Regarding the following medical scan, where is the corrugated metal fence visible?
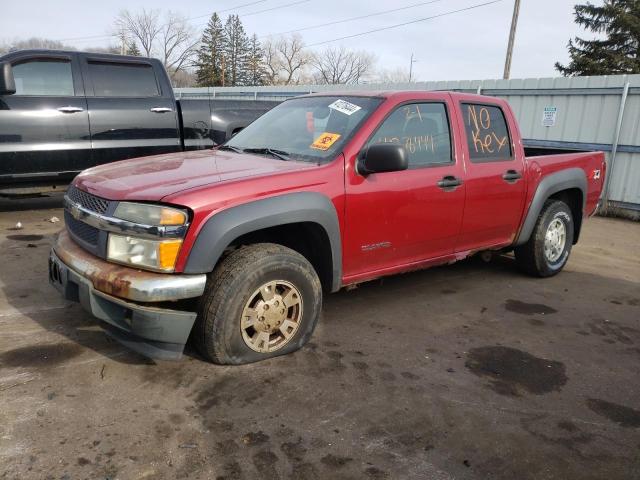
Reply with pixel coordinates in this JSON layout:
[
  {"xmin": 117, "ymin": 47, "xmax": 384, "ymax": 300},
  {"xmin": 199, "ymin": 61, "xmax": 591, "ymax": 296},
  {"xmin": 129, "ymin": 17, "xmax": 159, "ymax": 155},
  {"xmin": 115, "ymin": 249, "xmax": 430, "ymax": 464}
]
[{"xmin": 176, "ymin": 74, "xmax": 640, "ymax": 212}]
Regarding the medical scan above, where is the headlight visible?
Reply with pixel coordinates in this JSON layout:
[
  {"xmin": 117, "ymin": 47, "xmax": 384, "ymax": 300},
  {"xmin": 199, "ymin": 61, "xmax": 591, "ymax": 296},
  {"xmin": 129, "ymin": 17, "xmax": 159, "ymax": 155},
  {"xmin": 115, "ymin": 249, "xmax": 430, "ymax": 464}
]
[
  {"xmin": 107, "ymin": 234, "xmax": 183, "ymax": 272},
  {"xmin": 113, "ymin": 202, "xmax": 187, "ymax": 226}
]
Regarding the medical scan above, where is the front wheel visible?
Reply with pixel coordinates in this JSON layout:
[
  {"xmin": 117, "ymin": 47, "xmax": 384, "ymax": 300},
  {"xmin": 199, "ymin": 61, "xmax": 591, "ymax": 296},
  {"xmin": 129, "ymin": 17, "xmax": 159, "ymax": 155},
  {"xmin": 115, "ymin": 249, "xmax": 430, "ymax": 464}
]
[
  {"xmin": 515, "ymin": 199, "xmax": 574, "ymax": 277},
  {"xmin": 194, "ymin": 243, "xmax": 322, "ymax": 365}
]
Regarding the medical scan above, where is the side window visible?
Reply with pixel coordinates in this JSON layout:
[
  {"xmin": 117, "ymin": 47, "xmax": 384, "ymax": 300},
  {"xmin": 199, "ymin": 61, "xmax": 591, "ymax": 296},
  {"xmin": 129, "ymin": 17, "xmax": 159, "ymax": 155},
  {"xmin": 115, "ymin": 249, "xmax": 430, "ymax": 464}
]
[
  {"xmin": 462, "ymin": 103, "xmax": 512, "ymax": 162},
  {"xmin": 366, "ymin": 103, "xmax": 452, "ymax": 169},
  {"xmin": 12, "ymin": 59, "xmax": 74, "ymax": 96},
  {"xmin": 88, "ymin": 61, "xmax": 159, "ymax": 97}
]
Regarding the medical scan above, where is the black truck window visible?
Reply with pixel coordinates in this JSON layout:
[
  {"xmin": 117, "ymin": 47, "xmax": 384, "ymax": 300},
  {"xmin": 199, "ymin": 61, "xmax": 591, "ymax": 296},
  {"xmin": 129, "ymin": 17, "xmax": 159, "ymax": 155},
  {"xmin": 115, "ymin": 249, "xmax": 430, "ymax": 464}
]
[
  {"xmin": 462, "ymin": 103, "xmax": 513, "ymax": 162},
  {"xmin": 366, "ymin": 103, "xmax": 453, "ymax": 168},
  {"xmin": 88, "ymin": 61, "xmax": 160, "ymax": 97},
  {"xmin": 12, "ymin": 59, "xmax": 74, "ymax": 96}
]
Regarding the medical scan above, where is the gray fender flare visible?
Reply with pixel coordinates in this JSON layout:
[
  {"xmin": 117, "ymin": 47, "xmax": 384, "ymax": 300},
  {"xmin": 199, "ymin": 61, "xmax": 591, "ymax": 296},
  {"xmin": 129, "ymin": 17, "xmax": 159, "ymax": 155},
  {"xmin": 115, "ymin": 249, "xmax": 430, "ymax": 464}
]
[
  {"xmin": 183, "ymin": 192, "xmax": 342, "ymax": 291},
  {"xmin": 515, "ymin": 168, "xmax": 587, "ymax": 246}
]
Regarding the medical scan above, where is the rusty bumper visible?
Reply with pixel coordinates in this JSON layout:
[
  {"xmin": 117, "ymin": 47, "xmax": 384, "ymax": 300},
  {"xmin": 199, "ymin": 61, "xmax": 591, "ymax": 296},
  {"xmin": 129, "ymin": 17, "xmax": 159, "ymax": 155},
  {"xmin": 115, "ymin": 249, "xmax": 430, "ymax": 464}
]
[
  {"xmin": 49, "ymin": 231, "xmax": 207, "ymax": 360},
  {"xmin": 52, "ymin": 230, "xmax": 206, "ymax": 303}
]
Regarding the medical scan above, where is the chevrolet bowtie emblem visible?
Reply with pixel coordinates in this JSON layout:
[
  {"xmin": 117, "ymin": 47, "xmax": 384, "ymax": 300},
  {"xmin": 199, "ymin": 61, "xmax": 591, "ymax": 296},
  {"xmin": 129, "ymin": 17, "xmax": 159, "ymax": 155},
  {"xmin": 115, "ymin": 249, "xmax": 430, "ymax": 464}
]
[{"xmin": 69, "ymin": 203, "xmax": 81, "ymax": 220}]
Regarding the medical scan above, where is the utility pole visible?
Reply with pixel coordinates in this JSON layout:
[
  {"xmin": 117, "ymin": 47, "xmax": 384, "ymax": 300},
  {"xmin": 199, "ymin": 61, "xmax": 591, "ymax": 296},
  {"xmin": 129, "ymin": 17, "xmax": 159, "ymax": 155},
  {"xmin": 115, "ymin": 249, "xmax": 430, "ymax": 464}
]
[
  {"xmin": 119, "ymin": 28, "xmax": 126, "ymax": 55},
  {"xmin": 409, "ymin": 53, "xmax": 417, "ymax": 82},
  {"xmin": 503, "ymin": 0, "xmax": 521, "ymax": 79},
  {"xmin": 221, "ymin": 56, "xmax": 226, "ymax": 87}
]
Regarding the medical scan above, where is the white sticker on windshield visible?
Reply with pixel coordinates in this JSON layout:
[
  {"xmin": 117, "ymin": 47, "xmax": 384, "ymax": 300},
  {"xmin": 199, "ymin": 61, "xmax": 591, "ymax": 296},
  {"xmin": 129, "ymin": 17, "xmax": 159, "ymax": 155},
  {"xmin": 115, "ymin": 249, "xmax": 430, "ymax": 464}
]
[{"xmin": 328, "ymin": 99, "xmax": 362, "ymax": 116}]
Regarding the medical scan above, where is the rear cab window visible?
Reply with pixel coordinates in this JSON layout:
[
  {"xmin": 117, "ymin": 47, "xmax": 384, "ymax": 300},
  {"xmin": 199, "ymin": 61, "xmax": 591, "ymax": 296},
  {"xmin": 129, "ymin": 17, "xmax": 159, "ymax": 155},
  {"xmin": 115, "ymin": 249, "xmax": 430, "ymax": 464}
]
[
  {"xmin": 87, "ymin": 61, "xmax": 160, "ymax": 97},
  {"xmin": 462, "ymin": 103, "xmax": 512, "ymax": 162},
  {"xmin": 365, "ymin": 102, "xmax": 453, "ymax": 169},
  {"xmin": 12, "ymin": 59, "xmax": 74, "ymax": 96}
]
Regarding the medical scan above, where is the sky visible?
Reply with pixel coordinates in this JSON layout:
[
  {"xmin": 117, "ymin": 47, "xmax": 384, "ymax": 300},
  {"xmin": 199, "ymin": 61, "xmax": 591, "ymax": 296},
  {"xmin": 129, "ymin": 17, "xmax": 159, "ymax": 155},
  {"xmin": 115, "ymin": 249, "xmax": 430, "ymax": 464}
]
[{"xmin": 1, "ymin": 0, "xmax": 601, "ymax": 82}]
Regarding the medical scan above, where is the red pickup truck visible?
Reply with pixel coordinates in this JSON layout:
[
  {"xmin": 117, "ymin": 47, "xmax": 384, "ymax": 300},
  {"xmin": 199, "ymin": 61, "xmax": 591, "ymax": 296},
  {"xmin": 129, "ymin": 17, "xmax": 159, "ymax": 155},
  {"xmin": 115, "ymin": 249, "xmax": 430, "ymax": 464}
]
[{"xmin": 49, "ymin": 91, "xmax": 605, "ymax": 363}]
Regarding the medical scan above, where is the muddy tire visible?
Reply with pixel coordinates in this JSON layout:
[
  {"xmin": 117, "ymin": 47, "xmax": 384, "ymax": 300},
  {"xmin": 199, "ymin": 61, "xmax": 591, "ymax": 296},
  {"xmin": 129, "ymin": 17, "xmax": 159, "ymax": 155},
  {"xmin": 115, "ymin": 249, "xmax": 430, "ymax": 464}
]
[
  {"xmin": 515, "ymin": 200, "xmax": 574, "ymax": 277},
  {"xmin": 194, "ymin": 243, "xmax": 322, "ymax": 365}
]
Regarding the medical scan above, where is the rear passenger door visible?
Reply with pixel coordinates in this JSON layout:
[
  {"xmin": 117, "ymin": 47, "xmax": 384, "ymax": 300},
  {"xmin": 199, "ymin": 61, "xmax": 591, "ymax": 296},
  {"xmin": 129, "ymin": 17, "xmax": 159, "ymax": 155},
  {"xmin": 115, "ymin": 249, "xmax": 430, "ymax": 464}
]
[
  {"xmin": 80, "ymin": 55, "xmax": 181, "ymax": 166},
  {"xmin": 0, "ymin": 52, "xmax": 90, "ymax": 184},
  {"xmin": 455, "ymin": 101, "xmax": 526, "ymax": 252}
]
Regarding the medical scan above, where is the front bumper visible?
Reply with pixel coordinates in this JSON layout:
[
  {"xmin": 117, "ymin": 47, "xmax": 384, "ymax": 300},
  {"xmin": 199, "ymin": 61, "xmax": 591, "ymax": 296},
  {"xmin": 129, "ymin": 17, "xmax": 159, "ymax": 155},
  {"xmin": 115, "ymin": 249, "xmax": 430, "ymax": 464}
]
[{"xmin": 49, "ymin": 231, "xmax": 207, "ymax": 360}]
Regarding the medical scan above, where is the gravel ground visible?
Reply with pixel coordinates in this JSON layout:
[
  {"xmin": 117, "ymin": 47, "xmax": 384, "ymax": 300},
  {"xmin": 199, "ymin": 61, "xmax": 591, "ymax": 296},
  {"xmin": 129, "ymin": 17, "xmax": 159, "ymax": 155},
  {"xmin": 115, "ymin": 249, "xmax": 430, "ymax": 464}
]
[{"xmin": 0, "ymin": 199, "xmax": 639, "ymax": 480}]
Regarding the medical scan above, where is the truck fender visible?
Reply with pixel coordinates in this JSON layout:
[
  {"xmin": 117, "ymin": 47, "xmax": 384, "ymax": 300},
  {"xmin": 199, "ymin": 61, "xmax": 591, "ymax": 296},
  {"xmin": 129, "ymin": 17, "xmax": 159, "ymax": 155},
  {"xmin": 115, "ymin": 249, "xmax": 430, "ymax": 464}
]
[
  {"xmin": 183, "ymin": 192, "xmax": 342, "ymax": 291},
  {"xmin": 515, "ymin": 168, "xmax": 587, "ymax": 246}
]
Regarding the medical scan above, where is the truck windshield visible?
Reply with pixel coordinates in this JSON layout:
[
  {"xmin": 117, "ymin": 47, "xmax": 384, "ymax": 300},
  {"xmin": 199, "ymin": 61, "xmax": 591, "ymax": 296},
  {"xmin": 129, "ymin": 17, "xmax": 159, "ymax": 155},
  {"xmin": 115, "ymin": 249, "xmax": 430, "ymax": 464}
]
[{"xmin": 224, "ymin": 96, "xmax": 383, "ymax": 163}]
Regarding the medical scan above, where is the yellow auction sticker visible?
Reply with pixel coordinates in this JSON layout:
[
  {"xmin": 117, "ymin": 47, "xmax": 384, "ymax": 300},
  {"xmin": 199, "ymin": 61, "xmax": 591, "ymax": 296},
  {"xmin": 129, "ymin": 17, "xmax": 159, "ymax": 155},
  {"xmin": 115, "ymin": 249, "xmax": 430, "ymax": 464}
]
[{"xmin": 310, "ymin": 132, "xmax": 341, "ymax": 151}]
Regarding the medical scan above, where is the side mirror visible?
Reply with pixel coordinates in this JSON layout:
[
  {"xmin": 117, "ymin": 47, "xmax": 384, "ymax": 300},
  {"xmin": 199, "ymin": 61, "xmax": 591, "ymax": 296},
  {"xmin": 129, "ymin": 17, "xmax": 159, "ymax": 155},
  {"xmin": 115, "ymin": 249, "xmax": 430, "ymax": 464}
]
[
  {"xmin": 0, "ymin": 62, "xmax": 16, "ymax": 95},
  {"xmin": 357, "ymin": 144, "xmax": 408, "ymax": 175}
]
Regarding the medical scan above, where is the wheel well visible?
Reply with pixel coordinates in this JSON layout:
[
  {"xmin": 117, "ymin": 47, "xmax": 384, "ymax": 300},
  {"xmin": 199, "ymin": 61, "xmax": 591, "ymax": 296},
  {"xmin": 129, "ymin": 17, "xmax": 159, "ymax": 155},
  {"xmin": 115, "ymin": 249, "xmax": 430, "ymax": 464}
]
[
  {"xmin": 549, "ymin": 188, "xmax": 583, "ymax": 244},
  {"xmin": 225, "ymin": 222, "xmax": 334, "ymax": 292}
]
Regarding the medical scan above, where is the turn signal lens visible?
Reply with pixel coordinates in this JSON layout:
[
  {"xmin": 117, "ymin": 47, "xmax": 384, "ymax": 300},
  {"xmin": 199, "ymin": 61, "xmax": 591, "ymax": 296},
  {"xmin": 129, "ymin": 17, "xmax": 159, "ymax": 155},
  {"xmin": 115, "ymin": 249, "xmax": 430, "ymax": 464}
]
[
  {"xmin": 160, "ymin": 208, "xmax": 187, "ymax": 226},
  {"xmin": 158, "ymin": 240, "xmax": 183, "ymax": 270}
]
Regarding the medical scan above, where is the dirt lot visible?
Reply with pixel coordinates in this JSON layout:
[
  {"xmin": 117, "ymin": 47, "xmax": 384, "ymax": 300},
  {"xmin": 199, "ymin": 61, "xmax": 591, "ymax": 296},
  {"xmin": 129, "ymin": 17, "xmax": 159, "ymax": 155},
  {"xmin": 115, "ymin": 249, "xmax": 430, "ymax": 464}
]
[{"xmin": 0, "ymin": 198, "xmax": 639, "ymax": 480}]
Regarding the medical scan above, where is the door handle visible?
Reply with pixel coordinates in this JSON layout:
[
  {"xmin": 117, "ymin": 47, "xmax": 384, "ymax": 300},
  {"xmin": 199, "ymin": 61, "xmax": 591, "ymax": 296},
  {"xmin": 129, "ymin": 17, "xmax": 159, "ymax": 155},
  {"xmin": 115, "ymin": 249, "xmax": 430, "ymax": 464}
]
[
  {"xmin": 57, "ymin": 106, "xmax": 84, "ymax": 114},
  {"xmin": 150, "ymin": 107, "xmax": 173, "ymax": 113},
  {"xmin": 437, "ymin": 175, "xmax": 463, "ymax": 190},
  {"xmin": 502, "ymin": 169, "xmax": 522, "ymax": 182}
]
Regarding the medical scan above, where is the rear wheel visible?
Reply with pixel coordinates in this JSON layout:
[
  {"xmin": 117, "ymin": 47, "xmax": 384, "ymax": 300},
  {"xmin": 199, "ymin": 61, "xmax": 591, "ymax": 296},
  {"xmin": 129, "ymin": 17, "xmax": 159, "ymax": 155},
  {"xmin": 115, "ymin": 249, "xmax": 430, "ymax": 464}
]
[
  {"xmin": 515, "ymin": 200, "xmax": 574, "ymax": 277},
  {"xmin": 194, "ymin": 243, "xmax": 322, "ymax": 364}
]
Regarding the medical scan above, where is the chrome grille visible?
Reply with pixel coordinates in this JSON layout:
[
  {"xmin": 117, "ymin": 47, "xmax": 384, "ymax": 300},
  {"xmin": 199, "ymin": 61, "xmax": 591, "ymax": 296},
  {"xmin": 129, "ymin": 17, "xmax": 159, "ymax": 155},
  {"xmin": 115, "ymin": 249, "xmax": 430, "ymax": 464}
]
[
  {"xmin": 64, "ymin": 210, "xmax": 99, "ymax": 246},
  {"xmin": 66, "ymin": 185, "xmax": 110, "ymax": 215}
]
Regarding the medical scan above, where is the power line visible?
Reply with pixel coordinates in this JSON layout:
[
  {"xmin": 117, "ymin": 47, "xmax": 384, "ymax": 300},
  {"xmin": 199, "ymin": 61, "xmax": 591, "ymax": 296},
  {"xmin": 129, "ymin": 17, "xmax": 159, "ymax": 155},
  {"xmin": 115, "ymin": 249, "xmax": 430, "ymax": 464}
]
[
  {"xmin": 190, "ymin": 0, "xmax": 311, "ymax": 28},
  {"xmin": 187, "ymin": 0, "xmax": 268, "ymax": 21},
  {"xmin": 260, "ymin": 0, "xmax": 446, "ymax": 39},
  {"xmin": 307, "ymin": 0, "xmax": 503, "ymax": 47},
  {"xmin": 241, "ymin": 0, "xmax": 310, "ymax": 18}
]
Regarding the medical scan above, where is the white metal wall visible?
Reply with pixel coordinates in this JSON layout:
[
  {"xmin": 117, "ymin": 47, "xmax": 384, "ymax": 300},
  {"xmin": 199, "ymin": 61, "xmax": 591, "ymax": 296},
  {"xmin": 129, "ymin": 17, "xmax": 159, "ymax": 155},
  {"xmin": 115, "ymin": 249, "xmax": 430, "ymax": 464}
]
[{"xmin": 176, "ymin": 74, "xmax": 640, "ymax": 210}]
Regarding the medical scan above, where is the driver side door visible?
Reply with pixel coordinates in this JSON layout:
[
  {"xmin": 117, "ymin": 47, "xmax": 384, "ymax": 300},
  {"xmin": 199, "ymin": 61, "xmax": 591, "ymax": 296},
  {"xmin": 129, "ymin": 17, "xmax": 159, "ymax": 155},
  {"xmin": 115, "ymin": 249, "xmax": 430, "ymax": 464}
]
[{"xmin": 343, "ymin": 100, "xmax": 466, "ymax": 282}]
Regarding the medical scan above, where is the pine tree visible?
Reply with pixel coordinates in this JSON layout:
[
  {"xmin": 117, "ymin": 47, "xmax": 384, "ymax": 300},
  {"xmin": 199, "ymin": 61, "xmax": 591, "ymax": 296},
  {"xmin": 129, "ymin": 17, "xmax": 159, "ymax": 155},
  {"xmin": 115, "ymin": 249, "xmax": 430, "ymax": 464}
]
[
  {"xmin": 126, "ymin": 41, "xmax": 141, "ymax": 56},
  {"xmin": 246, "ymin": 34, "xmax": 266, "ymax": 86},
  {"xmin": 556, "ymin": 1, "xmax": 640, "ymax": 76},
  {"xmin": 195, "ymin": 13, "xmax": 225, "ymax": 86},
  {"xmin": 223, "ymin": 15, "xmax": 250, "ymax": 86}
]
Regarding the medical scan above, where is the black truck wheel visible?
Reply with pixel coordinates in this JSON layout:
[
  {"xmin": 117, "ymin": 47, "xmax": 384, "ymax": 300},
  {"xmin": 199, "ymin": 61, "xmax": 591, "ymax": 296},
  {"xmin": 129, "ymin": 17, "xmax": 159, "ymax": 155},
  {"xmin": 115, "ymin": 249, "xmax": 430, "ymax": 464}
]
[
  {"xmin": 194, "ymin": 243, "xmax": 322, "ymax": 364},
  {"xmin": 515, "ymin": 199, "xmax": 574, "ymax": 277}
]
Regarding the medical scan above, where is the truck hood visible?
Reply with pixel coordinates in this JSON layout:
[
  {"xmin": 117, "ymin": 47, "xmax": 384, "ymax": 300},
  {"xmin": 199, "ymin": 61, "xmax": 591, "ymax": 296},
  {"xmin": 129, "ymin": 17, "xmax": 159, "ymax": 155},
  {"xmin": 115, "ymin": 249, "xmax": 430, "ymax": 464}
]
[{"xmin": 73, "ymin": 149, "xmax": 316, "ymax": 202}]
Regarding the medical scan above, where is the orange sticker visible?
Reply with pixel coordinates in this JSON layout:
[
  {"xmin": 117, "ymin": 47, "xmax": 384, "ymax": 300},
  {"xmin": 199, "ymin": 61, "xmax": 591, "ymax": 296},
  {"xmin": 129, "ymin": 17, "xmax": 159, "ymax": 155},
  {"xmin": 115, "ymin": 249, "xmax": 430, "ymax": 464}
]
[{"xmin": 310, "ymin": 132, "xmax": 341, "ymax": 151}]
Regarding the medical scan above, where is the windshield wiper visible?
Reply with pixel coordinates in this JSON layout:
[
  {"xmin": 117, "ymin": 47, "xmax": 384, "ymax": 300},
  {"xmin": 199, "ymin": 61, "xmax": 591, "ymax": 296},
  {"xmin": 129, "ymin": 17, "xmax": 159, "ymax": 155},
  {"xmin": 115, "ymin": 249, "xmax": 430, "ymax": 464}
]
[
  {"xmin": 217, "ymin": 144, "xmax": 244, "ymax": 154},
  {"xmin": 243, "ymin": 147, "xmax": 291, "ymax": 161}
]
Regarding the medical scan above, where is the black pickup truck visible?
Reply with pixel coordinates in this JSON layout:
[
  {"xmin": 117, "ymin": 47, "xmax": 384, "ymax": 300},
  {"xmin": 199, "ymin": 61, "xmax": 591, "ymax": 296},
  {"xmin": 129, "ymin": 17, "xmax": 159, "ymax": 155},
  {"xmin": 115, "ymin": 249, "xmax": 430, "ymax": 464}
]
[{"xmin": 0, "ymin": 49, "xmax": 275, "ymax": 195}]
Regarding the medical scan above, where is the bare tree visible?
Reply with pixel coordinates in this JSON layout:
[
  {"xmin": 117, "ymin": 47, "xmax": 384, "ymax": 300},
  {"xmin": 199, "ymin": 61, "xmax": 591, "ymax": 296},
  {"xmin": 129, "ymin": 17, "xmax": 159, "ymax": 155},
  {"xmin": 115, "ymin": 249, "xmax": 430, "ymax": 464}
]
[
  {"xmin": 115, "ymin": 9, "xmax": 198, "ymax": 81},
  {"xmin": 263, "ymin": 34, "xmax": 309, "ymax": 85},
  {"xmin": 85, "ymin": 45, "xmax": 121, "ymax": 55},
  {"xmin": 374, "ymin": 66, "xmax": 411, "ymax": 84},
  {"xmin": 161, "ymin": 12, "xmax": 199, "ymax": 74},
  {"xmin": 310, "ymin": 46, "xmax": 375, "ymax": 85},
  {"xmin": 0, "ymin": 38, "xmax": 122, "ymax": 56},
  {"xmin": 171, "ymin": 69, "xmax": 197, "ymax": 88},
  {"xmin": 262, "ymin": 38, "xmax": 284, "ymax": 85},
  {"xmin": 115, "ymin": 9, "xmax": 162, "ymax": 57},
  {"xmin": 277, "ymin": 34, "xmax": 309, "ymax": 85},
  {"xmin": 0, "ymin": 37, "xmax": 76, "ymax": 54}
]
